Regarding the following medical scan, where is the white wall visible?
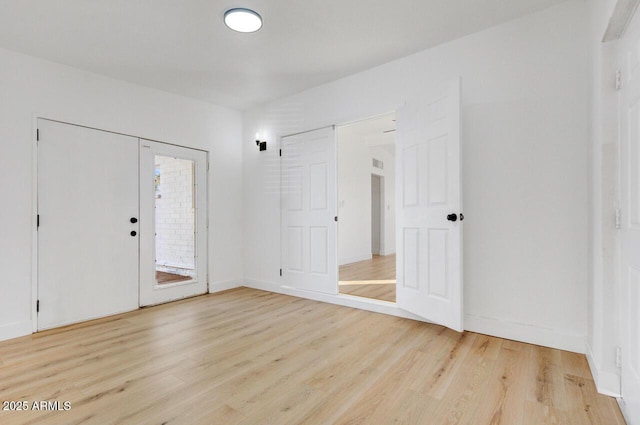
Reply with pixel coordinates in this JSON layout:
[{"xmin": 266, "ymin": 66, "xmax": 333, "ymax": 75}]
[
  {"xmin": 0, "ymin": 47, "xmax": 244, "ymax": 341},
  {"xmin": 337, "ymin": 125, "xmax": 373, "ymax": 265},
  {"xmin": 586, "ymin": 0, "xmax": 622, "ymax": 396},
  {"xmin": 369, "ymin": 145, "xmax": 395, "ymax": 256},
  {"xmin": 243, "ymin": 0, "xmax": 589, "ymax": 353}
]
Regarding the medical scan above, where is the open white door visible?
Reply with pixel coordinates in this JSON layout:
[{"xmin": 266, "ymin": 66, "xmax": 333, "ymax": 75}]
[
  {"xmin": 139, "ymin": 140, "xmax": 208, "ymax": 306},
  {"xmin": 395, "ymin": 78, "xmax": 463, "ymax": 332},
  {"xmin": 37, "ymin": 119, "xmax": 139, "ymax": 330},
  {"xmin": 618, "ymin": 17, "xmax": 640, "ymax": 422},
  {"xmin": 281, "ymin": 127, "xmax": 338, "ymax": 294}
]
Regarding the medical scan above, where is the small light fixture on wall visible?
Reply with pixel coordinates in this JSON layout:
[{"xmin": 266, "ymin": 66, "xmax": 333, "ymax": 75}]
[{"xmin": 255, "ymin": 132, "xmax": 267, "ymax": 151}]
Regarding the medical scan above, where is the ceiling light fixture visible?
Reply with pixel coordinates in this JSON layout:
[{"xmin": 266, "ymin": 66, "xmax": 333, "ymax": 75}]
[{"xmin": 224, "ymin": 8, "xmax": 262, "ymax": 33}]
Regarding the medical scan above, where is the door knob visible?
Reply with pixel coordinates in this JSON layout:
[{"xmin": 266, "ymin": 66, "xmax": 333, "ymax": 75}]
[
  {"xmin": 130, "ymin": 217, "xmax": 138, "ymax": 223},
  {"xmin": 447, "ymin": 213, "xmax": 458, "ymax": 222},
  {"xmin": 130, "ymin": 231, "xmax": 137, "ymax": 237}
]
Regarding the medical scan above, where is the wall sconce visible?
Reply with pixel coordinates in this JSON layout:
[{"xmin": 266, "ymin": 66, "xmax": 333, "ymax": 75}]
[{"xmin": 255, "ymin": 132, "xmax": 267, "ymax": 151}]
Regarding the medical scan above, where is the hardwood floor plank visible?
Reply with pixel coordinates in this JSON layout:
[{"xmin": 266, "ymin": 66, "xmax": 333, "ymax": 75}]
[
  {"xmin": 527, "ymin": 345, "xmax": 568, "ymax": 411},
  {"xmin": 427, "ymin": 336, "xmax": 500, "ymax": 424},
  {"xmin": 332, "ymin": 349, "xmax": 432, "ymax": 424},
  {"xmin": 410, "ymin": 330, "xmax": 476, "ymax": 399},
  {"xmin": 0, "ymin": 288, "xmax": 625, "ymax": 425},
  {"xmin": 560, "ymin": 350, "xmax": 593, "ymax": 380},
  {"xmin": 470, "ymin": 345, "xmax": 529, "ymax": 425}
]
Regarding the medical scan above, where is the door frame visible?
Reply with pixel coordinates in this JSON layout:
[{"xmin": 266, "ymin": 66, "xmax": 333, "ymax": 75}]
[
  {"xmin": 612, "ymin": 2, "xmax": 640, "ymax": 419},
  {"xmin": 31, "ymin": 116, "xmax": 209, "ymax": 332},
  {"xmin": 139, "ymin": 139, "xmax": 209, "ymax": 306},
  {"xmin": 274, "ymin": 112, "xmax": 443, "ymax": 322},
  {"xmin": 334, "ymin": 111, "xmax": 398, "ymax": 299},
  {"xmin": 281, "ymin": 88, "xmax": 462, "ymax": 332}
]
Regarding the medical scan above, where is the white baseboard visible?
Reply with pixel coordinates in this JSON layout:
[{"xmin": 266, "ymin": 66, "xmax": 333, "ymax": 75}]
[
  {"xmin": 244, "ymin": 279, "xmax": 429, "ymax": 322},
  {"xmin": 209, "ymin": 279, "xmax": 243, "ymax": 293},
  {"xmin": 464, "ymin": 314, "xmax": 585, "ymax": 354},
  {"xmin": 586, "ymin": 341, "xmax": 621, "ymax": 397},
  {"xmin": 0, "ymin": 320, "xmax": 33, "ymax": 342},
  {"xmin": 379, "ymin": 249, "xmax": 396, "ymax": 256},
  {"xmin": 338, "ymin": 254, "xmax": 372, "ymax": 266}
]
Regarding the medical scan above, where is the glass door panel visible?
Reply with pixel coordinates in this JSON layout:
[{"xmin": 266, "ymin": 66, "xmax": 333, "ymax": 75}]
[
  {"xmin": 154, "ymin": 155, "xmax": 196, "ymax": 285},
  {"xmin": 139, "ymin": 140, "xmax": 208, "ymax": 306}
]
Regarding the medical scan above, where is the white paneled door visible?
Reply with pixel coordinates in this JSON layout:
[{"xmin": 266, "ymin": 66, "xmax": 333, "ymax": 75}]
[
  {"xmin": 37, "ymin": 120, "xmax": 139, "ymax": 330},
  {"xmin": 139, "ymin": 140, "xmax": 208, "ymax": 306},
  {"xmin": 396, "ymin": 78, "xmax": 463, "ymax": 332},
  {"xmin": 281, "ymin": 127, "xmax": 338, "ymax": 294},
  {"xmin": 619, "ymin": 21, "xmax": 640, "ymax": 423}
]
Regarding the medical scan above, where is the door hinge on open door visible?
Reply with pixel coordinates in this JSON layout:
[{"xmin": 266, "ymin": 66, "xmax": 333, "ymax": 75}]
[
  {"xmin": 37, "ymin": 214, "xmax": 40, "ymax": 229},
  {"xmin": 279, "ymin": 149, "xmax": 282, "ymax": 157},
  {"xmin": 616, "ymin": 70, "xmax": 622, "ymax": 91},
  {"xmin": 279, "ymin": 268, "xmax": 282, "ymax": 276},
  {"xmin": 36, "ymin": 300, "xmax": 39, "ymax": 313},
  {"xmin": 36, "ymin": 129, "xmax": 40, "ymax": 141},
  {"xmin": 615, "ymin": 208, "xmax": 622, "ymax": 229}
]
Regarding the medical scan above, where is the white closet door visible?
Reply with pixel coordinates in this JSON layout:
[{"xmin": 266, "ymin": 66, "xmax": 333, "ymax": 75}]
[
  {"xmin": 619, "ymin": 16, "xmax": 640, "ymax": 422},
  {"xmin": 395, "ymin": 78, "xmax": 463, "ymax": 332},
  {"xmin": 139, "ymin": 140, "xmax": 208, "ymax": 306},
  {"xmin": 281, "ymin": 127, "xmax": 338, "ymax": 294},
  {"xmin": 37, "ymin": 119, "xmax": 139, "ymax": 330}
]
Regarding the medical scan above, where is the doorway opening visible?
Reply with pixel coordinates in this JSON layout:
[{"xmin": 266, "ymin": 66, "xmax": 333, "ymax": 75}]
[{"xmin": 337, "ymin": 113, "xmax": 397, "ymax": 302}]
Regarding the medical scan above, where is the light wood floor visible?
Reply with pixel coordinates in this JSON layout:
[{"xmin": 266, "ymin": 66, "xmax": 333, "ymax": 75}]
[
  {"xmin": 339, "ymin": 254, "xmax": 396, "ymax": 302},
  {"xmin": 156, "ymin": 270, "xmax": 191, "ymax": 285},
  {"xmin": 0, "ymin": 288, "xmax": 624, "ymax": 425}
]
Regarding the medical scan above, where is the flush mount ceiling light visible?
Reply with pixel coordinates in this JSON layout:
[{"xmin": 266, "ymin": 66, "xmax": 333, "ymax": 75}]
[{"xmin": 224, "ymin": 8, "xmax": 262, "ymax": 33}]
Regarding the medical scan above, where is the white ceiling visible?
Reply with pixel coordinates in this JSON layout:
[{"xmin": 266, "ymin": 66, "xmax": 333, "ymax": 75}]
[{"xmin": 0, "ymin": 0, "xmax": 567, "ymax": 110}]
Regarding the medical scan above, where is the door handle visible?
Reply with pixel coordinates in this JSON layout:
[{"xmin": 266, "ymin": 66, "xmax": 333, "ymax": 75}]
[
  {"xmin": 447, "ymin": 213, "xmax": 458, "ymax": 222},
  {"xmin": 130, "ymin": 217, "xmax": 138, "ymax": 223}
]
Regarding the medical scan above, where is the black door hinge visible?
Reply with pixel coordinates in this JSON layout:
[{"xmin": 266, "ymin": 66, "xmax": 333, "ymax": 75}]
[
  {"xmin": 36, "ymin": 300, "xmax": 40, "ymax": 313},
  {"xmin": 279, "ymin": 149, "xmax": 282, "ymax": 157},
  {"xmin": 334, "ymin": 216, "xmax": 338, "ymax": 222},
  {"xmin": 279, "ymin": 268, "xmax": 282, "ymax": 276},
  {"xmin": 36, "ymin": 129, "xmax": 39, "ymax": 141},
  {"xmin": 37, "ymin": 214, "xmax": 40, "ymax": 228}
]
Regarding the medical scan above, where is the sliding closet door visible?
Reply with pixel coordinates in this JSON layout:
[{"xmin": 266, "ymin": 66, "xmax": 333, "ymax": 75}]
[
  {"xmin": 37, "ymin": 119, "xmax": 139, "ymax": 330},
  {"xmin": 138, "ymin": 140, "xmax": 208, "ymax": 306}
]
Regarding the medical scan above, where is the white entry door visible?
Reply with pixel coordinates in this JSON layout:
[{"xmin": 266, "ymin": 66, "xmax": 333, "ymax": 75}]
[
  {"xmin": 395, "ymin": 78, "xmax": 463, "ymax": 332},
  {"xmin": 619, "ymin": 17, "xmax": 640, "ymax": 423},
  {"xmin": 281, "ymin": 127, "xmax": 338, "ymax": 294},
  {"xmin": 139, "ymin": 140, "xmax": 208, "ymax": 306},
  {"xmin": 37, "ymin": 119, "xmax": 139, "ymax": 330}
]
